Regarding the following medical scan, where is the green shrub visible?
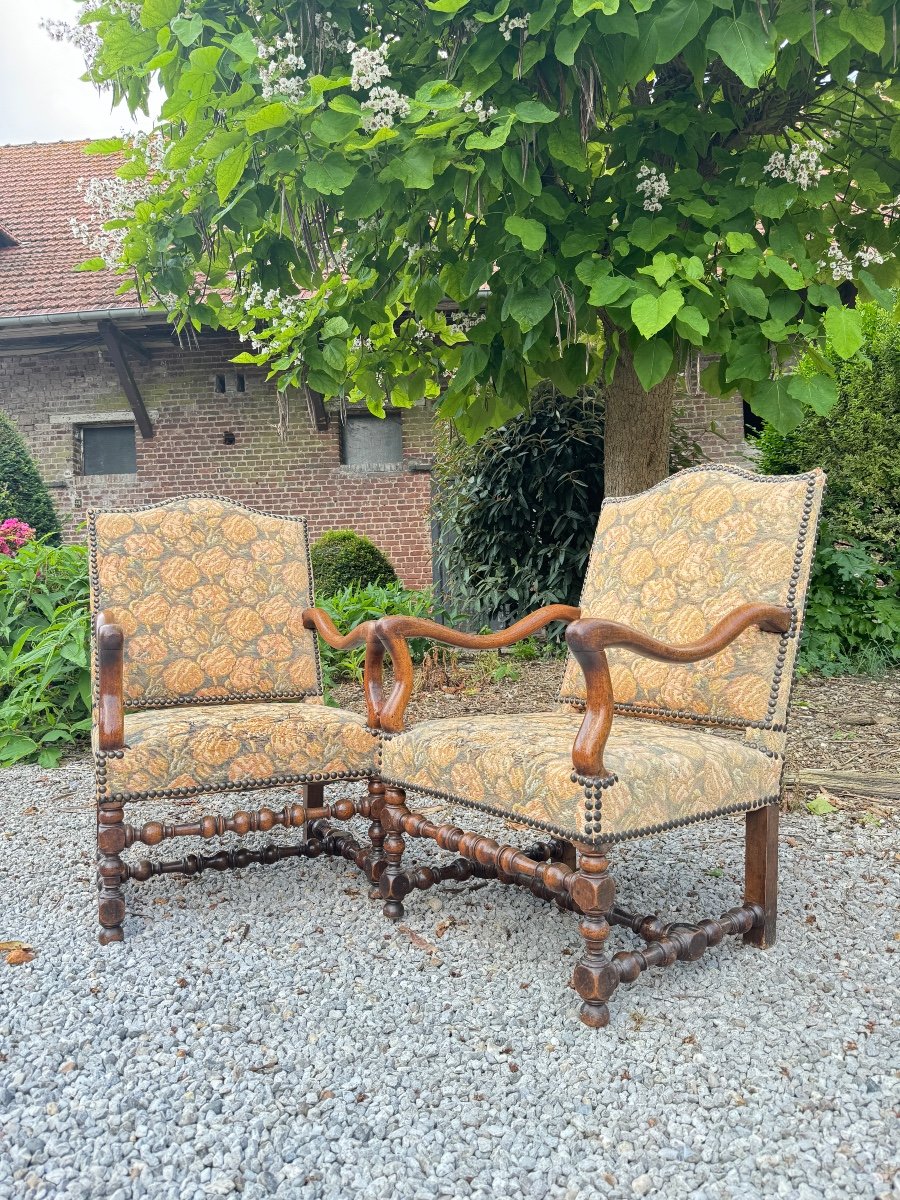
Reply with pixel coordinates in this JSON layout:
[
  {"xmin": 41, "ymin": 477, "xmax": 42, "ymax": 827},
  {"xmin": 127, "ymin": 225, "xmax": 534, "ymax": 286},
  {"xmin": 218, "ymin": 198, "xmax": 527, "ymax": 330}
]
[
  {"xmin": 434, "ymin": 383, "xmax": 698, "ymax": 628},
  {"xmin": 0, "ymin": 540, "xmax": 91, "ymax": 766},
  {"xmin": 314, "ymin": 581, "xmax": 452, "ymax": 693},
  {"xmin": 756, "ymin": 303, "xmax": 899, "ymax": 560},
  {"xmin": 0, "ymin": 412, "xmax": 60, "ymax": 540},
  {"xmin": 311, "ymin": 529, "xmax": 398, "ymax": 599},
  {"xmin": 800, "ymin": 523, "xmax": 900, "ymax": 675}
]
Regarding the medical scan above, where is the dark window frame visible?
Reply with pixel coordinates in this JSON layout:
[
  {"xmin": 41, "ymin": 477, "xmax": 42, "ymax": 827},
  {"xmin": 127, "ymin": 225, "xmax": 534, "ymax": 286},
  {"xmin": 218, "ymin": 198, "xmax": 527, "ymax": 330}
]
[
  {"xmin": 340, "ymin": 411, "xmax": 404, "ymax": 469},
  {"xmin": 79, "ymin": 423, "xmax": 138, "ymax": 476}
]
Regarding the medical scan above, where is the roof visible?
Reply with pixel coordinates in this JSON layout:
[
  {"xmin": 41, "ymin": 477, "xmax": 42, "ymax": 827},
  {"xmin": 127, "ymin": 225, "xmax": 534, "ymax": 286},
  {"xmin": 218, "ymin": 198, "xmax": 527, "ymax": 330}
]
[{"xmin": 0, "ymin": 140, "xmax": 141, "ymax": 320}]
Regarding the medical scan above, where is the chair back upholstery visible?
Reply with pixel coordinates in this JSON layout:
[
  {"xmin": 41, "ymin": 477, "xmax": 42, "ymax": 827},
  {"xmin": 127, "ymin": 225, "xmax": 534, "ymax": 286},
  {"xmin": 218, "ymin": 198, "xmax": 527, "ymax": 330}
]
[
  {"xmin": 88, "ymin": 495, "xmax": 321, "ymax": 710},
  {"xmin": 559, "ymin": 466, "xmax": 825, "ymax": 736}
]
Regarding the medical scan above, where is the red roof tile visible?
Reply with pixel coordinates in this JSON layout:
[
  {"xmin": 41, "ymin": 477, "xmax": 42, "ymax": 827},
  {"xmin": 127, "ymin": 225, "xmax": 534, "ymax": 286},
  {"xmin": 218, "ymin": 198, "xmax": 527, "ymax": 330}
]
[{"xmin": 0, "ymin": 140, "xmax": 141, "ymax": 319}]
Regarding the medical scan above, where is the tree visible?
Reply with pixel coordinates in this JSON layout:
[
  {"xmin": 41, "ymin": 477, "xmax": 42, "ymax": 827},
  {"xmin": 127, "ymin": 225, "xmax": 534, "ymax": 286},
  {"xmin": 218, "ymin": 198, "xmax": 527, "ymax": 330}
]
[
  {"xmin": 0, "ymin": 412, "xmax": 60, "ymax": 540},
  {"xmin": 66, "ymin": 0, "xmax": 899, "ymax": 494}
]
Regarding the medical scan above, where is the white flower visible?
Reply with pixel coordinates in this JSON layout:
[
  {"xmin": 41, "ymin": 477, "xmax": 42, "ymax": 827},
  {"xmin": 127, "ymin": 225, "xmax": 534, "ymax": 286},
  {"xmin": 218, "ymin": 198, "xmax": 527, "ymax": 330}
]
[
  {"xmin": 41, "ymin": 1, "xmax": 140, "ymax": 72},
  {"xmin": 254, "ymin": 36, "xmax": 307, "ymax": 101},
  {"xmin": 499, "ymin": 14, "xmax": 528, "ymax": 41},
  {"xmin": 349, "ymin": 38, "xmax": 394, "ymax": 91},
  {"xmin": 71, "ymin": 132, "xmax": 167, "ymax": 268},
  {"xmin": 636, "ymin": 164, "xmax": 669, "ymax": 213},
  {"xmin": 361, "ymin": 86, "xmax": 411, "ymax": 132},
  {"xmin": 856, "ymin": 245, "xmax": 885, "ymax": 267},
  {"xmin": 817, "ymin": 240, "xmax": 853, "ymax": 283},
  {"xmin": 763, "ymin": 139, "xmax": 826, "ymax": 190},
  {"xmin": 462, "ymin": 96, "xmax": 497, "ymax": 123}
]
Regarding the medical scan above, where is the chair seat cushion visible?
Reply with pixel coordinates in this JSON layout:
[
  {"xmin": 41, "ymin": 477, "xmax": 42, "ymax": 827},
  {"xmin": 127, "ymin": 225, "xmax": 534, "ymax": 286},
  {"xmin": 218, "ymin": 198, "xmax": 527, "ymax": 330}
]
[
  {"xmin": 380, "ymin": 710, "xmax": 781, "ymax": 845},
  {"xmin": 95, "ymin": 701, "xmax": 378, "ymax": 802}
]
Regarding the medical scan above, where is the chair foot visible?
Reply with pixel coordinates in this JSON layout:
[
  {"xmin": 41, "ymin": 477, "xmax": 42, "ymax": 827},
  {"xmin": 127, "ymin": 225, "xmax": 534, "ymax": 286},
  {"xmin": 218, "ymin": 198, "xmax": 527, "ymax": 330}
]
[
  {"xmin": 570, "ymin": 849, "xmax": 618, "ymax": 1029},
  {"xmin": 98, "ymin": 923, "xmax": 125, "ymax": 946},
  {"xmin": 383, "ymin": 899, "xmax": 404, "ymax": 922},
  {"xmin": 744, "ymin": 805, "xmax": 778, "ymax": 948}
]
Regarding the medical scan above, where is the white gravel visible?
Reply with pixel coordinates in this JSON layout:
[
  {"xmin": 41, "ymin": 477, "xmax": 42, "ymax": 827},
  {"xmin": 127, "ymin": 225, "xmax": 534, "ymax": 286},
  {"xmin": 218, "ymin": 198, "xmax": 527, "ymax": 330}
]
[{"xmin": 0, "ymin": 758, "xmax": 897, "ymax": 1200}]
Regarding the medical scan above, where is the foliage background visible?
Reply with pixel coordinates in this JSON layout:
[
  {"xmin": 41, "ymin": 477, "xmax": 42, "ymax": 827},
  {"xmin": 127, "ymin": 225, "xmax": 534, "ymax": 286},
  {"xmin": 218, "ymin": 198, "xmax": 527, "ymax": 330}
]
[
  {"xmin": 0, "ymin": 412, "xmax": 60, "ymax": 540},
  {"xmin": 310, "ymin": 529, "xmax": 398, "ymax": 599}
]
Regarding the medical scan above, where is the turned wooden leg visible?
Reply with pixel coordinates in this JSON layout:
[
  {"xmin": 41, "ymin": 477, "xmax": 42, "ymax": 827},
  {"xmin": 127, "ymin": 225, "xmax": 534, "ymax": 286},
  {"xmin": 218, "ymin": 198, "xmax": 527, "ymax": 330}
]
[
  {"xmin": 97, "ymin": 798, "xmax": 127, "ymax": 945},
  {"xmin": 380, "ymin": 786, "xmax": 409, "ymax": 922},
  {"xmin": 570, "ymin": 848, "xmax": 618, "ymax": 1028},
  {"xmin": 552, "ymin": 839, "xmax": 578, "ymax": 870},
  {"xmin": 366, "ymin": 779, "xmax": 387, "ymax": 892},
  {"xmin": 744, "ymin": 805, "xmax": 778, "ymax": 948}
]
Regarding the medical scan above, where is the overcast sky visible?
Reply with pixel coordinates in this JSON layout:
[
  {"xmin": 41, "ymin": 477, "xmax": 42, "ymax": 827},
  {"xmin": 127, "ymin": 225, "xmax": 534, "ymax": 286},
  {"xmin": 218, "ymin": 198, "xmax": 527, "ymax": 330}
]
[{"xmin": 0, "ymin": 1, "xmax": 155, "ymax": 145}]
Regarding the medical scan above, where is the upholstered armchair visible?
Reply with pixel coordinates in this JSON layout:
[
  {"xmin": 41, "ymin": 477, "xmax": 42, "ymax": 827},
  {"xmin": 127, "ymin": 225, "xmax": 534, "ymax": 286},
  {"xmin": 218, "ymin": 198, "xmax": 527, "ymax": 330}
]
[
  {"xmin": 355, "ymin": 466, "xmax": 825, "ymax": 1027},
  {"xmin": 89, "ymin": 495, "xmax": 385, "ymax": 943}
]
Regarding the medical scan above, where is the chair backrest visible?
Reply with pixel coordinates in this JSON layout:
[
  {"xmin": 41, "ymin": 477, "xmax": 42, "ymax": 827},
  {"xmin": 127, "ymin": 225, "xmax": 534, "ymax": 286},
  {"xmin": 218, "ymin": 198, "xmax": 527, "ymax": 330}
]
[
  {"xmin": 88, "ymin": 495, "xmax": 321, "ymax": 710},
  {"xmin": 559, "ymin": 466, "xmax": 825, "ymax": 739}
]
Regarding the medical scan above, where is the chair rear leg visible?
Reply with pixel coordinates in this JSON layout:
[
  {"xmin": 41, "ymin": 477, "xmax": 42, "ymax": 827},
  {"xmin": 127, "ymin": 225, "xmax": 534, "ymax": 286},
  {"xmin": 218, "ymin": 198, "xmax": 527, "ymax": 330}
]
[
  {"xmin": 571, "ymin": 849, "xmax": 618, "ymax": 1028},
  {"xmin": 97, "ymin": 798, "xmax": 126, "ymax": 944},
  {"xmin": 744, "ymin": 805, "xmax": 778, "ymax": 948}
]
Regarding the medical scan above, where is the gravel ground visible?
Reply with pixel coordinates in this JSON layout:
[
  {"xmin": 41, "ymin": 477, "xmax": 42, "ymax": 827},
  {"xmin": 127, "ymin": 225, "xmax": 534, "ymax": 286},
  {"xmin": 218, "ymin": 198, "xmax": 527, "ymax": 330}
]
[{"xmin": 1, "ymin": 759, "xmax": 898, "ymax": 1200}]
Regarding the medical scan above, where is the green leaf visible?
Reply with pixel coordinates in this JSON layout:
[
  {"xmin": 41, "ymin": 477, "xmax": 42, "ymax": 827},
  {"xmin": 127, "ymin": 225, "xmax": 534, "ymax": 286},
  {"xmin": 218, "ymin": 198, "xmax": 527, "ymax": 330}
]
[
  {"xmin": 171, "ymin": 13, "xmax": 202, "ymax": 44},
  {"xmin": 727, "ymin": 276, "xmax": 768, "ymax": 319},
  {"xmin": 806, "ymin": 793, "xmax": 837, "ymax": 816},
  {"xmin": 465, "ymin": 114, "xmax": 515, "ymax": 150},
  {"xmin": 229, "ymin": 30, "xmax": 258, "ymax": 62},
  {"xmin": 858, "ymin": 270, "xmax": 894, "ymax": 311},
  {"xmin": 824, "ymin": 307, "xmax": 864, "ymax": 359},
  {"xmin": 342, "ymin": 172, "xmax": 389, "ymax": 218},
  {"xmin": 514, "ymin": 100, "xmax": 558, "ymax": 123},
  {"xmin": 394, "ymin": 145, "xmax": 436, "ymax": 189},
  {"xmin": 0, "ymin": 735, "xmax": 39, "ymax": 765},
  {"xmin": 838, "ymin": 7, "xmax": 885, "ymax": 52},
  {"xmin": 633, "ymin": 338, "xmax": 673, "ymax": 389},
  {"xmin": 508, "ymin": 288, "xmax": 553, "ymax": 331},
  {"xmin": 246, "ymin": 102, "xmax": 292, "ymax": 135},
  {"xmin": 504, "ymin": 215, "xmax": 547, "ymax": 251},
  {"xmin": 750, "ymin": 378, "xmax": 805, "ymax": 433},
  {"xmin": 427, "ymin": 0, "xmax": 471, "ymax": 10},
  {"xmin": 305, "ymin": 154, "xmax": 357, "ymax": 196},
  {"xmin": 675, "ymin": 305, "xmax": 709, "ymax": 341},
  {"xmin": 638, "ymin": 252, "xmax": 678, "ymax": 287},
  {"xmin": 576, "ymin": 261, "xmax": 632, "ymax": 306},
  {"xmin": 630, "ymin": 289, "xmax": 684, "ymax": 337},
  {"xmin": 654, "ymin": 0, "xmax": 714, "ymax": 62},
  {"xmin": 706, "ymin": 9, "xmax": 774, "ymax": 87},
  {"xmin": 140, "ymin": 0, "xmax": 179, "ymax": 30},
  {"xmin": 560, "ymin": 231, "xmax": 597, "ymax": 258},
  {"xmin": 787, "ymin": 374, "xmax": 838, "ymax": 416},
  {"xmin": 547, "ymin": 123, "xmax": 588, "ymax": 172},
  {"xmin": 215, "ymin": 145, "xmax": 251, "ymax": 205},
  {"xmin": 311, "ymin": 108, "xmax": 360, "ymax": 143},
  {"xmin": 628, "ymin": 216, "xmax": 676, "ymax": 251},
  {"xmin": 555, "ymin": 21, "xmax": 588, "ymax": 64},
  {"xmin": 766, "ymin": 255, "xmax": 805, "ymax": 290},
  {"xmin": 84, "ymin": 138, "xmax": 126, "ymax": 155},
  {"xmin": 75, "ymin": 257, "xmax": 108, "ymax": 273}
]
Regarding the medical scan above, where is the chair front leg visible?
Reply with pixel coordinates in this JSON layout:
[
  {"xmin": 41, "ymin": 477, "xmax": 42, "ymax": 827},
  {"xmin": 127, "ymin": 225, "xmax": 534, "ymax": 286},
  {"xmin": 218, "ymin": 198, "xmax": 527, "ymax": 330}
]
[
  {"xmin": 380, "ymin": 786, "xmax": 410, "ymax": 921},
  {"xmin": 97, "ymin": 795, "xmax": 127, "ymax": 944},
  {"xmin": 570, "ymin": 848, "xmax": 618, "ymax": 1028},
  {"xmin": 366, "ymin": 779, "xmax": 388, "ymax": 889}
]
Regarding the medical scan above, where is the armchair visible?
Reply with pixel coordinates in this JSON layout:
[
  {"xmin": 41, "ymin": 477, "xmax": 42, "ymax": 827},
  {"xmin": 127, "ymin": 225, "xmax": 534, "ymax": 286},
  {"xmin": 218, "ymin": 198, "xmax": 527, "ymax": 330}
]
[{"xmin": 357, "ymin": 465, "xmax": 825, "ymax": 1028}]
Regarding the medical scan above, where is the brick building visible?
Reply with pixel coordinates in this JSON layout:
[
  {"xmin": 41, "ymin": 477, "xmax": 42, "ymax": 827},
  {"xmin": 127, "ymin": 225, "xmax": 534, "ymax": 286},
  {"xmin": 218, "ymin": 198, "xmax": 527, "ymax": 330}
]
[{"xmin": 0, "ymin": 141, "xmax": 752, "ymax": 590}]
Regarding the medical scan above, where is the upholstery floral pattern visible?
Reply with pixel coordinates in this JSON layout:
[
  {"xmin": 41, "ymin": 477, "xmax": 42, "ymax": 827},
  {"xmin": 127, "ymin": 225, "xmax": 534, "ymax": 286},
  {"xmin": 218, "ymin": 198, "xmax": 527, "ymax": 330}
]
[
  {"xmin": 89, "ymin": 496, "xmax": 321, "ymax": 708},
  {"xmin": 381, "ymin": 711, "xmax": 781, "ymax": 844},
  {"xmin": 559, "ymin": 467, "xmax": 825, "ymax": 737},
  {"xmin": 96, "ymin": 701, "xmax": 379, "ymax": 802}
]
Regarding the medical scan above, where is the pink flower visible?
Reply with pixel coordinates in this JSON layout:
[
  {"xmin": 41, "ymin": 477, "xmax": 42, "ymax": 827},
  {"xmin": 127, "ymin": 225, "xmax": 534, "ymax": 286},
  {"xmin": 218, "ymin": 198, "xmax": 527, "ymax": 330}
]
[{"xmin": 0, "ymin": 518, "xmax": 35, "ymax": 557}]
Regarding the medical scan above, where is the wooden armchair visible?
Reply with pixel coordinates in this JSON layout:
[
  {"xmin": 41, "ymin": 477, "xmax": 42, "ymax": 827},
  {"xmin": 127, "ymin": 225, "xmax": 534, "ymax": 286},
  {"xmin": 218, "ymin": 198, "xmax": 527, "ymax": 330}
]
[
  {"xmin": 339, "ymin": 465, "xmax": 825, "ymax": 1027},
  {"xmin": 89, "ymin": 495, "xmax": 386, "ymax": 943}
]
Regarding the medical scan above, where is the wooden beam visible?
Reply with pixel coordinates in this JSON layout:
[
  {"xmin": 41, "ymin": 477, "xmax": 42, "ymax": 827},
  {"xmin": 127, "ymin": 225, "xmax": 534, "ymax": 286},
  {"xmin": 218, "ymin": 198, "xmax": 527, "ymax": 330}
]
[
  {"xmin": 784, "ymin": 769, "xmax": 900, "ymax": 802},
  {"xmin": 98, "ymin": 320, "xmax": 154, "ymax": 439}
]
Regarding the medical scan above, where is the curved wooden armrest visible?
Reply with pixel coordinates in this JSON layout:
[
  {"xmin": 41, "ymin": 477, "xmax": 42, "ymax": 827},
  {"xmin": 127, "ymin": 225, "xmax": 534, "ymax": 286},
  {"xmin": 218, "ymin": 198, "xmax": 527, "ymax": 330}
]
[
  {"xmin": 302, "ymin": 607, "xmax": 379, "ymax": 727},
  {"xmin": 371, "ymin": 604, "xmax": 581, "ymax": 733},
  {"xmin": 565, "ymin": 603, "xmax": 793, "ymax": 777},
  {"xmin": 96, "ymin": 611, "xmax": 125, "ymax": 752}
]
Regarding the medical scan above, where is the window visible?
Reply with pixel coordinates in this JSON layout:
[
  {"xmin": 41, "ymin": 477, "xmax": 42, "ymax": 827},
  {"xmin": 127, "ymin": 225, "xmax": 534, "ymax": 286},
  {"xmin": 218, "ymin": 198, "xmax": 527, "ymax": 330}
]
[
  {"xmin": 341, "ymin": 413, "xmax": 403, "ymax": 467},
  {"xmin": 81, "ymin": 425, "xmax": 137, "ymax": 475}
]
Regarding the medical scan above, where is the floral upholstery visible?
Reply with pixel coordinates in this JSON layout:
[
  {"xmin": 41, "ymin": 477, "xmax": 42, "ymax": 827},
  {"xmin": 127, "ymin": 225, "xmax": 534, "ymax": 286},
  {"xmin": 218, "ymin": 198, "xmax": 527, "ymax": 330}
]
[
  {"xmin": 95, "ymin": 700, "xmax": 379, "ymax": 803},
  {"xmin": 88, "ymin": 496, "xmax": 321, "ymax": 709},
  {"xmin": 381, "ymin": 711, "xmax": 781, "ymax": 846},
  {"xmin": 559, "ymin": 466, "xmax": 825, "ymax": 743}
]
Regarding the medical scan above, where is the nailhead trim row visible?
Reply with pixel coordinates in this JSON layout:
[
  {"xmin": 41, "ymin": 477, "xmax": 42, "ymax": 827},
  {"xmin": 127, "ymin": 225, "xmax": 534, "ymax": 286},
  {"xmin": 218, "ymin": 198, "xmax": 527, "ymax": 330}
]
[
  {"xmin": 95, "ymin": 760, "xmax": 373, "ymax": 805},
  {"xmin": 382, "ymin": 775, "xmax": 781, "ymax": 849},
  {"xmin": 87, "ymin": 494, "xmax": 325, "ymax": 712}
]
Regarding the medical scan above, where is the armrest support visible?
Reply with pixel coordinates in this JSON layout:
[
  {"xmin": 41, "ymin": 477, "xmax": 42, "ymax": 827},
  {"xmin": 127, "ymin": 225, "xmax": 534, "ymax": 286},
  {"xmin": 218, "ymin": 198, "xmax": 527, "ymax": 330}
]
[
  {"xmin": 95, "ymin": 611, "xmax": 125, "ymax": 752},
  {"xmin": 302, "ymin": 607, "xmax": 378, "ymax": 727},
  {"xmin": 565, "ymin": 603, "xmax": 793, "ymax": 777},
  {"xmin": 372, "ymin": 604, "xmax": 581, "ymax": 733}
]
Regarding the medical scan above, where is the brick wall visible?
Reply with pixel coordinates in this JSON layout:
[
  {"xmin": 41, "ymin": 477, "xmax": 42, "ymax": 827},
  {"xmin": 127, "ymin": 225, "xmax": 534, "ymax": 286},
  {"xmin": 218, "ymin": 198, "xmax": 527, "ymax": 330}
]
[
  {"xmin": 0, "ymin": 330, "xmax": 435, "ymax": 588},
  {"xmin": 674, "ymin": 355, "xmax": 756, "ymax": 466}
]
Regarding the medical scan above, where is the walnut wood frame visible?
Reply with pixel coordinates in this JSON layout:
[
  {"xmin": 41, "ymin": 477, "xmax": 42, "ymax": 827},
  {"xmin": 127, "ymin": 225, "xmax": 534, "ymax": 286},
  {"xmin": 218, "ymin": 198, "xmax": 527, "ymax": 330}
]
[
  {"xmin": 328, "ymin": 600, "xmax": 792, "ymax": 1028},
  {"xmin": 93, "ymin": 602, "xmax": 383, "ymax": 945}
]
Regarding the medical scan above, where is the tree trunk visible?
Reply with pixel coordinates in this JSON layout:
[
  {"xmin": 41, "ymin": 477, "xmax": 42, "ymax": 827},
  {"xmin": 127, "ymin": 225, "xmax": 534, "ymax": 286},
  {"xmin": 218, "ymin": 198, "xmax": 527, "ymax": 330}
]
[{"xmin": 603, "ymin": 344, "xmax": 676, "ymax": 497}]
